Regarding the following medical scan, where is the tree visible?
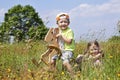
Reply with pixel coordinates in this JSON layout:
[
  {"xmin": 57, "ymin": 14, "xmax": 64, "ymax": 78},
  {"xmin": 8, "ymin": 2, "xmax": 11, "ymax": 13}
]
[
  {"xmin": 108, "ymin": 36, "xmax": 120, "ymax": 42},
  {"xmin": 0, "ymin": 4, "xmax": 48, "ymax": 42}
]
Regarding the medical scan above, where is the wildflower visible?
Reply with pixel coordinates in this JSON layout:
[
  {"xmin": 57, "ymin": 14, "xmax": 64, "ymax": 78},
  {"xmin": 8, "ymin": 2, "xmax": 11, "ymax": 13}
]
[
  {"xmin": 7, "ymin": 68, "xmax": 11, "ymax": 73},
  {"xmin": 76, "ymin": 71, "xmax": 81, "ymax": 77},
  {"xmin": 28, "ymin": 69, "xmax": 31, "ymax": 72},
  {"xmin": 74, "ymin": 64, "xmax": 78, "ymax": 67},
  {"xmin": 77, "ymin": 73, "xmax": 80, "ymax": 77},
  {"xmin": 109, "ymin": 55, "xmax": 113, "ymax": 58},
  {"xmin": 94, "ymin": 78, "xmax": 97, "ymax": 80},
  {"xmin": 117, "ymin": 73, "xmax": 120, "ymax": 77},
  {"xmin": 107, "ymin": 77, "xmax": 110, "ymax": 80},
  {"xmin": 61, "ymin": 71, "xmax": 64, "ymax": 75}
]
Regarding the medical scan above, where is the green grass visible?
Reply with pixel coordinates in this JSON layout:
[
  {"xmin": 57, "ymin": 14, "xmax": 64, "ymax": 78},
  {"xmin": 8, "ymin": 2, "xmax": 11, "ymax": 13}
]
[{"xmin": 0, "ymin": 40, "xmax": 120, "ymax": 80}]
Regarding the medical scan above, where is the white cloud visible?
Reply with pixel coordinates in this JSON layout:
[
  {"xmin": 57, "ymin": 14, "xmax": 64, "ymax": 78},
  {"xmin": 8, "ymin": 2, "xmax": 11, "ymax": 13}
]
[
  {"xmin": 45, "ymin": 0, "xmax": 120, "ymax": 21},
  {"xmin": 69, "ymin": 0, "xmax": 120, "ymax": 19},
  {"xmin": 67, "ymin": 0, "xmax": 120, "ymax": 41},
  {"xmin": 41, "ymin": 0, "xmax": 120, "ymax": 41}
]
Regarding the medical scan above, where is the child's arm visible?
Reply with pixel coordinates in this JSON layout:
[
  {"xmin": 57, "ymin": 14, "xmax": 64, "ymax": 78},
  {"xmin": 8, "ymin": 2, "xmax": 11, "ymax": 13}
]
[
  {"xmin": 61, "ymin": 35, "xmax": 72, "ymax": 44},
  {"xmin": 56, "ymin": 33, "xmax": 72, "ymax": 44},
  {"xmin": 92, "ymin": 53, "xmax": 103, "ymax": 60}
]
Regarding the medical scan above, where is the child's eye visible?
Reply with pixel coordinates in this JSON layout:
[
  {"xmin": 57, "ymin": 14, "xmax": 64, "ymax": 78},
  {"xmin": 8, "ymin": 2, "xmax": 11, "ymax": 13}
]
[{"xmin": 94, "ymin": 48, "xmax": 98, "ymax": 50}]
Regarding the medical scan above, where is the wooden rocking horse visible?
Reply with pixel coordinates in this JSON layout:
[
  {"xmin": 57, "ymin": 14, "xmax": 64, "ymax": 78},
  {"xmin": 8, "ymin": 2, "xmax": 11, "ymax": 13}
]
[{"xmin": 32, "ymin": 28, "xmax": 61, "ymax": 67}]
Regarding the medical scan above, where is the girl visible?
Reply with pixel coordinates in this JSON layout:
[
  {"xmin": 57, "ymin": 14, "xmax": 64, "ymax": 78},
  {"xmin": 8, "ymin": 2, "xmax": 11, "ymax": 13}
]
[{"xmin": 76, "ymin": 40, "xmax": 103, "ymax": 67}]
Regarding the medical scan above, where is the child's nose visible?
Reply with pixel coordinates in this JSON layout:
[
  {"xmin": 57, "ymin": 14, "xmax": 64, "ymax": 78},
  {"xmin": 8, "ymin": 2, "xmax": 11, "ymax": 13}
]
[{"xmin": 62, "ymin": 22, "xmax": 66, "ymax": 24}]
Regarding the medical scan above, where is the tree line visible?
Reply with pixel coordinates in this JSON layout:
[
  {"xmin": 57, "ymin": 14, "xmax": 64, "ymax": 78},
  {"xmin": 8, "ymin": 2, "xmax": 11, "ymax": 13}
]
[{"xmin": 0, "ymin": 4, "xmax": 48, "ymax": 43}]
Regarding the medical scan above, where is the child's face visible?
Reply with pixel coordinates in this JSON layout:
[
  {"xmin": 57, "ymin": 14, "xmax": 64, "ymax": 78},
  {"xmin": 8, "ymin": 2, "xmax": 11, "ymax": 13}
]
[
  {"xmin": 89, "ymin": 43, "xmax": 99, "ymax": 54},
  {"xmin": 57, "ymin": 18, "xmax": 69, "ymax": 30}
]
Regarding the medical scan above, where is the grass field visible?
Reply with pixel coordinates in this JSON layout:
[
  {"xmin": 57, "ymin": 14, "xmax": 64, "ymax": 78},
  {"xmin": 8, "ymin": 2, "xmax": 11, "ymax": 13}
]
[{"xmin": 0, "ymin": 40, "xmax": 120, "ymax": 80}]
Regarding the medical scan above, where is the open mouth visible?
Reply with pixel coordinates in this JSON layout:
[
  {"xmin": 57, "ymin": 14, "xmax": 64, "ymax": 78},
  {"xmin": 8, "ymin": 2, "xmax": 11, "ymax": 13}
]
[{"xmin": 61, "ymin": 26, "xmax": 66, "ymax": 29}]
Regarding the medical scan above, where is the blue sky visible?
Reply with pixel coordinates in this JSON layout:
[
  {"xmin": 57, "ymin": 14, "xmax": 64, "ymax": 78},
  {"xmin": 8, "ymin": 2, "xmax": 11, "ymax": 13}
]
[{"xmin": 0, "ymin": 0, "xmax": 120, "ymax": 41}]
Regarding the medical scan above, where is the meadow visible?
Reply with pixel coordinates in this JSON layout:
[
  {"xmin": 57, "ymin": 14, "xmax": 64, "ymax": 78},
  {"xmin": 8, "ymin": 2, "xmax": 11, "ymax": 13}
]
[{"xmin": 0, "ymin": 40, "xmax": 120, "ymax": 80}]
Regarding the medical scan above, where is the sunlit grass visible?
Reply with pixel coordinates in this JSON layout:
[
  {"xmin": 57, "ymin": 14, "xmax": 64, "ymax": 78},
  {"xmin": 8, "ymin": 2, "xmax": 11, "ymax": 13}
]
[{"xmin": 0, "ymin": 40, "xmax": 120, "ymax": 80}]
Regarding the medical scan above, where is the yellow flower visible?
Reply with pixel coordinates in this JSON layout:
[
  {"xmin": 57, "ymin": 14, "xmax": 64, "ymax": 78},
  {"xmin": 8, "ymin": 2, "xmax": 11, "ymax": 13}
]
[
  {"xmin": 77, "ymin": 73, "xmax": 80, "ymax": 77},
  {"xmin": 109, "ymin": 55, "xmax": 113, "ymax": 58},
  {"xmin": 28, "ymin": 69, "xmax": 31, "ymax": 72},
  {"xmin": 74, "ymin": 64, "xmax": 78, "ymax": 67},
  {"xmin": 94, "ymin": 78, "xmax": 97, "ymax": 80},
  {"xmin": 107, "ymin": 77, "xmax": 110, "ymax": 80},
  {"xmin": 7, "ymin": 68, "xmax": 11, "ymax": 73},
  {"xmin": 117, "ymin": 73, "xmax": 120, "ymax": 77},
  {"xmin": 61, "ymin": 71, "xmax": 64, "ymax": 75},
  {"xmin": 76, "ymin": 71, "xmax": 81, "ymax": 77}
]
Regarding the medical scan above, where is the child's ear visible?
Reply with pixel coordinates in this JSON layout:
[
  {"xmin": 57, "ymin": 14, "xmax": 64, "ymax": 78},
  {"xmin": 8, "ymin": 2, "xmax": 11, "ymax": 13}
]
[{"xmin": 68, "ymin": 20, "xmax": 70, "ymax": 24}]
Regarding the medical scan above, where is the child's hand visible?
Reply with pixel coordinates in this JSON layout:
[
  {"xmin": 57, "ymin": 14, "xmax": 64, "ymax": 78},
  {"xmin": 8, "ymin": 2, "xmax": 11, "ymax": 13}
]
[
  {"xmin": 88, "ymin": 55, "xmax": 93, "ymax": 60},
  {"xmin": 56, "ymin": 33, "xmax": 62, "ymax": 38}
]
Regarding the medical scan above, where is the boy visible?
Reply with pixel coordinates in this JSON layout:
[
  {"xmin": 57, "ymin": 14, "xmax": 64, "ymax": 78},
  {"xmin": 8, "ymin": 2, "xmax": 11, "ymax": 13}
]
[{"xmin": 51, "ymin": 13, "xmax": 75, "ymax": 74}]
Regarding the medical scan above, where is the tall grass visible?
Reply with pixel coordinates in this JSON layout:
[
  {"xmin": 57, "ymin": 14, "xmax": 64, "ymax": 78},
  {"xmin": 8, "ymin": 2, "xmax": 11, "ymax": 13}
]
[{"xmin": 0, "ymin": 40, "xmax": 120, "ymax": 80}]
